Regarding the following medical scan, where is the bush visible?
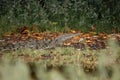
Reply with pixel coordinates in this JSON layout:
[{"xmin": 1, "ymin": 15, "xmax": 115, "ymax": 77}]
[{"xmin": 0, "ymin": 0, "xmax": 120, "ymax": 33}]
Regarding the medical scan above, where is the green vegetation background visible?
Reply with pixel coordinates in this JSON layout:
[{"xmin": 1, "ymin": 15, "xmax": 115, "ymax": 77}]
[{"xmin": 0, "ymin": 0, "xmax": 120, "ymax": 35}]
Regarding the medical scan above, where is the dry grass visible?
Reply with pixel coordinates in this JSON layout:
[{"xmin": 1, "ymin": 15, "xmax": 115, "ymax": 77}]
[{"xmin": 0, "ymin": 38, "xmax": 120, "ymax": 80}]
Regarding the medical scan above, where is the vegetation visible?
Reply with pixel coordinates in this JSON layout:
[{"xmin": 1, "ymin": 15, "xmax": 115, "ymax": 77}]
[
  {"xmin": 0, "ymin": 0, "xmax": 120, "ymax": 34},
  {"xmin": 0, "ymin": 0, "xmax": 120, "ymax": 80},
  {"xmin": 0, "ymin": 38, "xmax": 120, "ymax": 80}
]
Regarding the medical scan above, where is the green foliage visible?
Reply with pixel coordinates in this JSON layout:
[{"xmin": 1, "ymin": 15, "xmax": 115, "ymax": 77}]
[{"xmin": 0, "ymin": 0, "xmax": 120, "ymax": 33}]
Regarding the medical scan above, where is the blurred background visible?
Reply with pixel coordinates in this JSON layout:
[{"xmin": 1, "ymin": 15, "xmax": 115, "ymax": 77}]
[{"xmin": 0, "ymin": 0, "xmax": 120, "ymax": 34}]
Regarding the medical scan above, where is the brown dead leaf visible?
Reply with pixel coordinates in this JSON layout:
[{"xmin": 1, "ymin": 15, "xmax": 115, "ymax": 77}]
[{"xmin": 63, "ymin": 42, "xmax": 71, "ymax": 46}]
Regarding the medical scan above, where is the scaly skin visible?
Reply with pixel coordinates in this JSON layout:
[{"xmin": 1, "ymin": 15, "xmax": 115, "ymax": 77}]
[
  {"xmin": 0, "ymin": 33, "xmax": 80, "ymax": 52},
  {"xmin": 45, "ymin": 33, "xmax": 80, "ymax": 49}
]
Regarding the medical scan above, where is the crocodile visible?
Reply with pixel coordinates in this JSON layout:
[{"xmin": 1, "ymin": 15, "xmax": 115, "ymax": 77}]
[
  {"xmin": 0, "ymin": 33, "xmax": 80, "ymax": 52},
  {"xmin": 45, "ymin": 33, "xmax": 80, "ymax": 49}
]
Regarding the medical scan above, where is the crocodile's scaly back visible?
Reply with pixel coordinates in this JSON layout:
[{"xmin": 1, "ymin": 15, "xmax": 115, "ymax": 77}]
[
  {"xmin": 0, "ymin": 33, "xmax": 80, "ymax": 52},
  {"xmin": 45, "ymin": 33, "xmax": 80, "ymax": 49}
]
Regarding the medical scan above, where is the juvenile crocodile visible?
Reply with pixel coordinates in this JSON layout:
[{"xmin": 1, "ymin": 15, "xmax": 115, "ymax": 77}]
[{"xmin": 0, "ymin": 33, "xmax": 80, "ymax": 52}]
